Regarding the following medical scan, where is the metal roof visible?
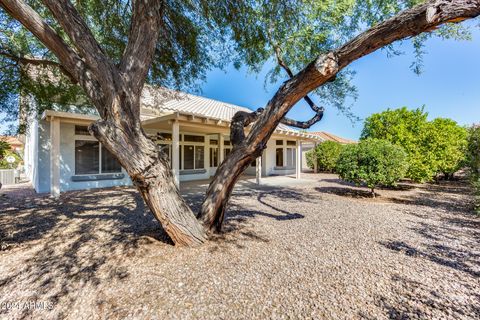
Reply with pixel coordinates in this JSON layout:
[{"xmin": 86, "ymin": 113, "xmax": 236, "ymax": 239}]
[
  {"xmin": 309, "ymin": 131, "xmax": 357, "ymax": 144},
  {"xmin": 141, "ymin": 85, "xmax": 295, "ymax": 131}
]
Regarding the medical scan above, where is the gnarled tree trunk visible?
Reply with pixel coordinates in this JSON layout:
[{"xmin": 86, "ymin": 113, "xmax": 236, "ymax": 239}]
[
  {"xmin": 2, "ymin": 0, "xmax": 479, "ymax": 245},
  {"xmin": 89, "ymin": 97, "xmax": 206, "ymax": 246}
]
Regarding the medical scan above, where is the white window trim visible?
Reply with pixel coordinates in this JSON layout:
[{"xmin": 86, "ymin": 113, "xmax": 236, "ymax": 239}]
[
  {"xmin": 275, "ymin": 139, "xmax": 297, "ymax": 168},
  {"xmin": 153, "ymin": 131, "xmax": 207, "ymax": 171}
]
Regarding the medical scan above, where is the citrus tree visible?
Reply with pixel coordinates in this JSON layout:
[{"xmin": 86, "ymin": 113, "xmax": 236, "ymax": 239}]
[
  {"xmin": 336, "ymin": 139, "xmax": 408, "ymax": 197},
  {"xmin": 306, "ymin": 141, "xmax": 344, "ymax": 172}
]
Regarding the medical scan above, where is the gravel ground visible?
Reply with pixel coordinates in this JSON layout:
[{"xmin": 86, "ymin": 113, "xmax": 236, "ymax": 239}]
[{"xmin": 0, "ymin": 173, "xmax": 478, "ymax": 319}]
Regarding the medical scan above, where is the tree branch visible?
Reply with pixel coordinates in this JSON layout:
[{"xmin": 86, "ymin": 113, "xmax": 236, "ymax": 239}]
[
  {"xmin": 0, "ymin": 0, "xmax": 106, "ymax": 112},
  {"xmin": 272, "ymin": 44, "xmax": 325, "ymax": 128},
  {"xmin": 0, "ymin": 49, "xmax": 75, "ymax": 81},
  {"xmin": 230, "ymin": 108, "xmax": 264, "ymax": 147},
  {"xmin": 280, "ymin": 112, "xmax": 324, "ymax": 129},
  {"xmin": 119, "ymin": 0, "xmax": 164, "ymax": 98},
  {"xmin": 247, "ymin": 0, "xmax": 480, "ymax": 149},
  {"xmin": 41, "ymin": 0, "xmax": 117, "ymax": 90}
]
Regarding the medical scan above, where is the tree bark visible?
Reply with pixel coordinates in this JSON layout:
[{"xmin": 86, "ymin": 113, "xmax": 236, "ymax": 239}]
[
  {"xmin": 198, "ymin": 0, "xmax": 480, "ymax": 231},
  {"xmin": 89, "ymin": 96, "xmax": 206, "ymax": 246}
]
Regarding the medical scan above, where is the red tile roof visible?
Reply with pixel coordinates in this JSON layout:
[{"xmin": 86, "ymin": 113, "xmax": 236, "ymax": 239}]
[
  {"xmin": 0, "ymin": 136, "xmax": 23, "ymax": 149},
  {"xmin": 309, "ymin": 131, "xmax": 357, "ymax": 144}
]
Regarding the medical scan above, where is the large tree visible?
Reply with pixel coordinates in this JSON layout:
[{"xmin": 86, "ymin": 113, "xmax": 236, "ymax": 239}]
[{"xmin": 0, "ymin": 0, "xmax": 479, "ymax": 246}]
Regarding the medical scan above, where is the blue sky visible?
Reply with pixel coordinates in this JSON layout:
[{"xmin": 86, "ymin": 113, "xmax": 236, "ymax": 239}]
[
  {"xmin": 200, "ymin": 23, "xmax": 480, "ymax": 140},
  {"xmin": 1, "ymin": 22, "xmax": 479, "ymax": 138}
]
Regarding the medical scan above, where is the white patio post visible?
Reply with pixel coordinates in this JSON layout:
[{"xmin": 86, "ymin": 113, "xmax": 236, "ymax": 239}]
[
  {"xmin": 313, "ymin": 142, "xmax": 318, "ymax": 173},
  {"xmin": 50, "ymin": 116, "xmax": 60, "ymax": 197},
  {"xmin": 256, "ymin": 155, "xmax": 262, "ymax": 185},
  {"xmin": 218, "ymin": 133, "xmax": 224, "ymax": 164},
  {"xmin": 171, "ymin": 119, "xmax": 180, "ymax": 187},
  {"xmin": 295, "ymin": 140, "xmax": 301, "ymax": 179}
]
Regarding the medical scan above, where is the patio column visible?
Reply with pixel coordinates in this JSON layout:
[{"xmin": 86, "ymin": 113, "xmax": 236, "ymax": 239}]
[
  {"xmin": 171, "ymin": 119, "xmax": 180, "ymax": 187},
  {"xmin": 256, "ymin": 155, "xmax": 262, "ymax": 185},
  {"xmin": 296, "ymin": 139, "xmax": 301, "ymax": 179},
  {"xmin": 50, "ymin": 116, "xmax": 60, "ymax": 197},
  {"xmin": 218, "ymin": 133, "xmax": 224, "ymax": 164},
  {"xmin": 313, "ymin": 142, "xmax": 318, "ymax": 173}
]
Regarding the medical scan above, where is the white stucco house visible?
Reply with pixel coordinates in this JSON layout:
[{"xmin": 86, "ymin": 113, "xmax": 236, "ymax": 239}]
[{"xmin": 23, "ymin": 85, "xmax": 324, "ymax": 196}]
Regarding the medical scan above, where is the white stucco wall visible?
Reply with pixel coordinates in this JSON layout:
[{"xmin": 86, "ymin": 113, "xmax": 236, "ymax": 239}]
[
  {"xmin": 29, "ymin": 117, "xmax": 307, "ymax": 193},
  {"xmin": 33, "ymin": 121, "xmax": 132, "ymax": 193}
]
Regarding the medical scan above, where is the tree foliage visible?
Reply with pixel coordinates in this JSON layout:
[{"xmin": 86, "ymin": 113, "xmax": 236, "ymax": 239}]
[
  {"xmin": 0, "ymin": 0, "xmax": 473, "ymax": 133},
  {"xmin": 361, "ymin": 107, "xmax": 468, "ymax": 182},
  {"xmin": 336, "ymin": 139, "xmax": 408, "ymax": 196},
  {"xmin": 428, "ymin": 118, "xmax": 468, "ymax": 178},
  {"xmin": 467, "ymin": 125, "xmax": 480, "ymax": 212},
  {"xmin": 0, "ymin": 139, "xmax": 10, "ymax": 159},
  {"xmin": 306, "ymin": 140, "xmax": 343, "ymax": 172}
]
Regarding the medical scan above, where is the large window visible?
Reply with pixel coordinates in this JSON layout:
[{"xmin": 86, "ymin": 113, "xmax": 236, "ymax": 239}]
[
  {"xmin": 75, "ymin": 141, "xmax": 99, "ymax": 174},
  {"xmin": 101, "ymin": 145, "xmax": 122, "ymax": 173},
  {"xmin": 75, "ymin": 140, "xmax": 122, "ymax": 175},
  {"xmin": 183, "ymin": 145, "xmax": 204, "ymax": 170}
]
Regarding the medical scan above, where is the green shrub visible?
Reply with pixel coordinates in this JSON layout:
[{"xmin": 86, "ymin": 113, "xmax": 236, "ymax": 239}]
[
  {"xmin": 362, "ymin": 107, "xmax": 468, "ymax": 182},
  {"xmin": 467, "ymin": 125, "xmax": 480, "ymax": 213},
  {"xmin": 0, "ymin": 149, "xmax": 21, "ymax": 169},
  {"xmin": 336, "ymin": 139, "xmax": 408, "ymax": 197},
  {"xmin": 0, "ymin": 140, "xmax": 10, "ymax": 159},
  {"xmin": 428, "ymin": 118, "xmax": 468, "ymax": 179},
  {"xmin": 306, "ymin": 141, "xmax": 344, "ymax": 172}
]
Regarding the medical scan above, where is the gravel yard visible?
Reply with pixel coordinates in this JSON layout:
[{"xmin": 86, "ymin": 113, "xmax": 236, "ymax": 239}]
[{"xmin": 0, "ymin": 173, "xmax": 478, "ymax": 319}]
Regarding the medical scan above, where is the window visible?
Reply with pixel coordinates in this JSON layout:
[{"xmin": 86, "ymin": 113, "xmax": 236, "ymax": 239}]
[
  {"xmin": 276, "ymin": 148, "xmax": 284, "ymax": 167},
  {"xmin": 183, "ymin": 145, "xmax": 204, "ymax": 170},
  {"xmin": 210, "ymin": 139, "xmax": 218, "ymax": 145},
  {"xmin": 286, "ymin": 148, "xmax": 295, "ymax": 167},
  {"xmin": 287, "ymin": 140, "xmax": 296, "ymax": 146},
  {"xmin": 184, "ymin": 135, "xmax": 205, "ymax": 143},
  {"xmin": 276, "ymin": 140, "xmax": 284, "ymax": 145},
  {"xmin": 224, "ymin": 140, "xmax": 231, "ymax": 146},
  {"xmin": 75, "ymin": 141, "xmax": 99, "ymax": 174},
  {"xmin": 210, "ymin": 148, "xmax": 218, "ymax": 167},
  {"xmin": 184, "ymin": 145, "xmax": 194, "ymax": 170},
  {"xmin": 195, "ymin": 146, "xmax": 204, "ymax": 169},
  {"xmin": 102, "ymin": 145, "xmax": 122, "ymax": 173},
  {"xmin": 75, "ymin": 125, "xmax": 90, "ymax": 135},
  {"xmin": 75, "ymin": 140, "xmax": 122, "ymax": 175}
]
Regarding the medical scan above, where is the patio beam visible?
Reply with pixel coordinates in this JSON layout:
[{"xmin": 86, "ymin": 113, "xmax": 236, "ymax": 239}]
[
  {"xmin": 296, "ymin": 140, "xmax": 301, "ymax": 179},
  {"xmin": 171, "ymin": 119, "xmax": 180, "ymax": 186},
  {"xmin": 256, "ymin": 155, "xmax": 262, "ymax": 185}
]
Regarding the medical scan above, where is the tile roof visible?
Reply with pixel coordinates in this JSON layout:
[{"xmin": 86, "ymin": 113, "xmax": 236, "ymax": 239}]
[
  {"xmin": 140, "ymin": 85, "xmax": 295, "ymax": 131},
  {"xmin": 309, "ymin": 131, "xmax": 357, "ymax": 144},
  {"xmin": 0, "ymin": 136, "xmax": 23, "ymax": 148}
]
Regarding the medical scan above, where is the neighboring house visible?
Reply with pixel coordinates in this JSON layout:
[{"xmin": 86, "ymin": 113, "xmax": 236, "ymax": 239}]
[
  {"xmin": 301, "ymin": 131, "xmax": 357, "ymax": 171},
  {"xmin": 0, "ymin": 136, "xmax": 24, "ymax": 152},
  {"xmin": 23, "ymin": 85, "xmax": 323, "ymax": 196}
]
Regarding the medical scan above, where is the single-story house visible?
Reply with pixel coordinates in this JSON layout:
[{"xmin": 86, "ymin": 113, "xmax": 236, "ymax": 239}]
[{"xmin": 23, "ymin": 86, "xmax": 326, "ymax": 196}]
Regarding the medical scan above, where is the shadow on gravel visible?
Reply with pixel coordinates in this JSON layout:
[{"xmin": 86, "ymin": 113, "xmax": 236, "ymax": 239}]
[
  {"xmin": 315, "ymin": 186, "xmax": 374, "ymax": 198},
  {"xmin": 373, "ymin": 274, "xmax": 479, "ymax": 319},
  {"xmin": 0, "ymin": 182, "xmax": 307, "ymax": 318}
]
